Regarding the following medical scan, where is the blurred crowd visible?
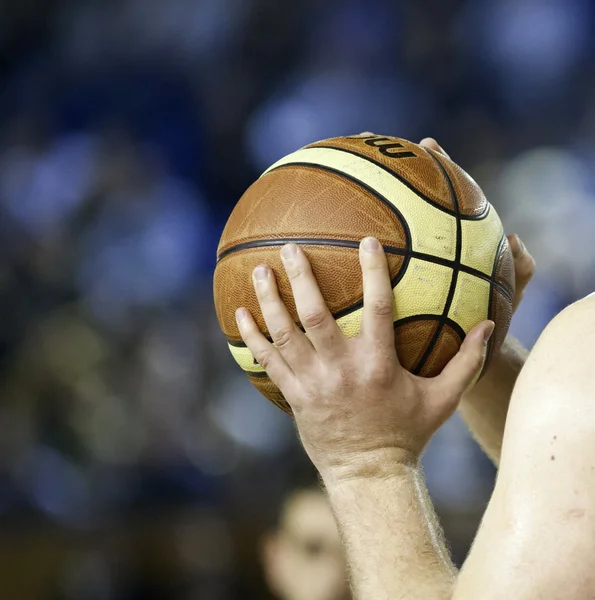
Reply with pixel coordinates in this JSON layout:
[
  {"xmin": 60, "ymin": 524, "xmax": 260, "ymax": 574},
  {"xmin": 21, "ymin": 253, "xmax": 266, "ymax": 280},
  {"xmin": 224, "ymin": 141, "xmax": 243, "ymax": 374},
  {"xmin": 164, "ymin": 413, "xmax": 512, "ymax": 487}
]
[{"xmin": 1, "ymin": 0, "xmax": 595, "ymax": 598}]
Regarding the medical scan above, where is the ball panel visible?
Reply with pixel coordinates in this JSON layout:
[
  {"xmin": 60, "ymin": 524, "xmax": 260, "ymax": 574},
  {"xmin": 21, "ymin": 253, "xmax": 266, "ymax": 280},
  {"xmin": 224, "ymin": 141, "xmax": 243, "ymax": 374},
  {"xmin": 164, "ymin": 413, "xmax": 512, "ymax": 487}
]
[
  {"xmin": 218, "ymin": 166, "xmax": 408, "ymax": 256},
  {"xmin": 214, "ymin": 134, "xmax": 514, "ymax": 412},
  {"xmin": 460, "ymin": 209, "xmax": 505, "ymax": 276},
  {"xmin": 263, "ymin": 147, "xmax": 458, "ymax": 260},
  {"xmin": 447, "ymin": 272, "xmax": 491, "ymax": 334},
  {"xmin": 394, "ymin": 319, "xmax": 440, "ymax": 372},
  {"xmin": 394, "ymin": 258, "xmax": 453, "ymax": 320},
  {"xmin": 214, "ymin": 245, "xmax": 405, "ymax": 342},
  {"xmin": 429, "ymin": 150, "xmax": 489, "ymax": 218},
  {"xmin": 307, "ymin": 135, "xmax": 457, "ymax": 212},
  {"xmin": 419, "ymin": 323, "xmax": 463, "ymax": 377},
  {"xmin": 335, "ymin": 306, "xmax": 364, "ymax": 340}
]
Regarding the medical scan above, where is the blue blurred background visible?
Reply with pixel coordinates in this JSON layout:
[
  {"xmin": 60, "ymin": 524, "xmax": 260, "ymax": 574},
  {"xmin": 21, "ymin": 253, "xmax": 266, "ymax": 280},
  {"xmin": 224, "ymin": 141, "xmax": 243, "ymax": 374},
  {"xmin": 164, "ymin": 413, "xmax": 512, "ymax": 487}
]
[{"xmin": 1, "ymin": 0, "xmax": 594, "ymax": 597}]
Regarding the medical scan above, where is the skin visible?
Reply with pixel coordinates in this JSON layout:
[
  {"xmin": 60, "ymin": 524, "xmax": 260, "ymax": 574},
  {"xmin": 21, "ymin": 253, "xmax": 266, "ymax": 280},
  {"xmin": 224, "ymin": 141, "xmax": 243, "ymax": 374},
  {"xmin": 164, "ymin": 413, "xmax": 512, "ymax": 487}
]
[
  {"xmin": 261, "ymin": 489, "xmax": 351, "ymax": 600},
  {"xmin": 453, "ymin": 293, "xmax": 595, "ymax": 599},
  {"xmin": 238, "ymin": 138, "xmax": 595, "ymax": 600}
]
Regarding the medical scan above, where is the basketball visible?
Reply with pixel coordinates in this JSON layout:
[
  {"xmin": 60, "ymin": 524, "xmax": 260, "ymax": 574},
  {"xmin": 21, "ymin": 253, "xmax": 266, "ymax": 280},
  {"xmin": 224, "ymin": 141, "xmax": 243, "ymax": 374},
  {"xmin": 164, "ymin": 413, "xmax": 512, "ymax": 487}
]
[{"xmin": 214, "ymin": 134, "xmax": 514, "ymax": 414}]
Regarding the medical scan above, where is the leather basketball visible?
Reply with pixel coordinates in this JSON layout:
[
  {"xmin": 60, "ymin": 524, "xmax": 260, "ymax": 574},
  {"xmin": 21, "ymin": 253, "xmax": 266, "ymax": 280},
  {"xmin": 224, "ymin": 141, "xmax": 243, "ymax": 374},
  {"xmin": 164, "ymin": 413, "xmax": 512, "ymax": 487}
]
[{"xmin": 213, "ymin": 135, "xmax": 515, "ymax": 414}]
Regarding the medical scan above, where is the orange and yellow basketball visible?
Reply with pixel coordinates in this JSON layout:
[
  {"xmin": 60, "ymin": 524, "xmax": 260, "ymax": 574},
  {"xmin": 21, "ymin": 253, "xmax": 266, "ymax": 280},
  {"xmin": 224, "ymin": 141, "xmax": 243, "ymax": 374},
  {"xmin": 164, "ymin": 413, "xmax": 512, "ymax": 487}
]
[{"xmin": 213, "ymin": 135, "xmax": 514, "ymax": 414}]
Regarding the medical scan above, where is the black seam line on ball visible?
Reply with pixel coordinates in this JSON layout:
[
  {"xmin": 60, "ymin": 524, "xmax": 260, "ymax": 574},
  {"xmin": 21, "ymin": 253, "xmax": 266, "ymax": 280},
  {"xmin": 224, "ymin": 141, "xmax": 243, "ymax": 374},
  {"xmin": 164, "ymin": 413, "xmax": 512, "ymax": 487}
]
[
  {"xmin": 393, "ymin": 314, "xmax": 443, "ymax": 327},
  {"xmin": 393, "ymin": 314, "xmax": 467, "ymax": 343},
  {"xmin": 216, "ymin": 237, "xmax": 512, "ymax": 300},
  {"xmin": 442, "ymin": 317, "xmax": 467, "ymax": 343},
  {"xmin": 304, "ymin": 145, "xmax": 491, "ymax": 221},
  {"xmin": 244, "ymin": 370, "xmax": 268, "ymax": 378},
  {"xmin": 412, "ymin": 252, "xmax": 511, "ymax": 300},
  {"xmin": 228, "ymin": 339, "xmax": 249, "ymax": 347},
  {"xmin": 217, "ymin": 237, "xmax": 363, "ymax": 261},
  {"xmin": 412, "ymin": 151, "xmax": 463, "ymax": 375}
]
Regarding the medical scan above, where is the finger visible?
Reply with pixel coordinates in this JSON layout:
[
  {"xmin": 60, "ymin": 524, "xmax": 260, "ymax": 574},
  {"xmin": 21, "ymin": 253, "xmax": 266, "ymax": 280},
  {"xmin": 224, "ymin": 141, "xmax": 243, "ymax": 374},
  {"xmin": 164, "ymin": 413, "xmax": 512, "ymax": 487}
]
[
  {"xmin": 419, "ymin": 138, "xmax": 451, "ymax": 159},
  {"xmin": 280, "ymin": 244, "xmax": 344, "ymax": 358},
  {"xmin": 508, "ymin": 234, "xmax": 536, "ymax": 313},
  {"xmin": 359, "ymin": 237, "xmax": 398, "ymax": 357},
  {"xmin": 357, "ymin": 131, "xmax": 375, "ymax": 136},
  {"xmin": 434, "ymin": 320, "xmax": 495, "ymax": 402},
  {"xmin": 252, "ymin": 264, "xmax": 317, "ymax": 372},
  {"xmin": 236, "ymin": 307, "xmax": 295, "ymax": 389}
]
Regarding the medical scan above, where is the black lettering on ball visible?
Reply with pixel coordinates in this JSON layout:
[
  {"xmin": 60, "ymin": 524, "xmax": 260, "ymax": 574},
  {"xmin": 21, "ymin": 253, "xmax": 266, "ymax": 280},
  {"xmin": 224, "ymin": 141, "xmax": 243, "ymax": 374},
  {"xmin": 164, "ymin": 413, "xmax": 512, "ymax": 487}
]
[{"xmin": 364, "ymin": 137, "xmax": 416, "ymax": 159}]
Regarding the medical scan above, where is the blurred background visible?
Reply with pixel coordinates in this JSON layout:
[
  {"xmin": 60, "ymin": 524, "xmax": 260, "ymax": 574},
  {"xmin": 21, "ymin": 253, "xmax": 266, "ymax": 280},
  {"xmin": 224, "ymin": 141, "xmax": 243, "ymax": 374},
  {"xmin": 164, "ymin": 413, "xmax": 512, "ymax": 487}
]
[{"xmin": 1, "ymin": 0, "xmax": 594, "ymax": 598}]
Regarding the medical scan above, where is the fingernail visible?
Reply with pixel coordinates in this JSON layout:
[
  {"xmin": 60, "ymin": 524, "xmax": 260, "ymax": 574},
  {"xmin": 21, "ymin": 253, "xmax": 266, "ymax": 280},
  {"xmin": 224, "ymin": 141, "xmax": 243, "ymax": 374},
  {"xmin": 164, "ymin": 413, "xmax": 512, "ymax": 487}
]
[
  {"xmin": 483, "ymin": 321, "xmax": 495, "ymax": 343},
  {"xmin": 518, "ymin": 237, "xmax": 526, "ymax": 253},
  {"xmin": 253, "ymin": 265, "xmax": 269, "ymax": 282},
  {"xmin": 362, "ymin": 237, "xmax": 380, "ymax": 252},
  {"xmin": 236, "ymin": 307, "xmax": 248, "ymax": 323},
  {"xmin": 281, "ymin": 243, "xmax": 298, "ymax": 261}
]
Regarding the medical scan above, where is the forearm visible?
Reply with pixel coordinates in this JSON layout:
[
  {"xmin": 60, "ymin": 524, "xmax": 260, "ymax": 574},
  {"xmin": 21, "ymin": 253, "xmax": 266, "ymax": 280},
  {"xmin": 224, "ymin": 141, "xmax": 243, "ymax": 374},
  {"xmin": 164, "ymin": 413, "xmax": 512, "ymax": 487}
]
[
  {"xmin": 458, "ymin": 336, "xmax": 528, "ymax": 465},
  {"xmin": 323, "ymin": 458, "xmax": 456, "ymax": 600}
]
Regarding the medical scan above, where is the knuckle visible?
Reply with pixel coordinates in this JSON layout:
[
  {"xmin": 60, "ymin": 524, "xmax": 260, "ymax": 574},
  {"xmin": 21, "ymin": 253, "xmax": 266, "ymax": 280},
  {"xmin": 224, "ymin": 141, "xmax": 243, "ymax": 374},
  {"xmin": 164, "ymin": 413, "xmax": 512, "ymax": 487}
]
[
  {"xmin": 254, "ymin": 348, "xmax": 273, "ymax": 371},
  {"xmin": 256, "ymin": 284, "xmax": 274, "ymax": 302},
  {"xmin": 301, "ymin": 309, "xmax": 327, "ymax": 330},
  {"xmin": 286, "ymin": 263, "xmax": 306, "ymax": 281},
  {"xmin": 271, "ymin": 326, "xmax": 294, "ymax": 349},
  {"xmin": 364, "ymin": 257, "xmax": 386, "ymax": 271},
  {"xmin": 365, "ymin": 359, "xmax": 394, "ymax": 386},
  {"xmin": 369, "ymin": 298, "xmax": 394, "ymax": 318}
]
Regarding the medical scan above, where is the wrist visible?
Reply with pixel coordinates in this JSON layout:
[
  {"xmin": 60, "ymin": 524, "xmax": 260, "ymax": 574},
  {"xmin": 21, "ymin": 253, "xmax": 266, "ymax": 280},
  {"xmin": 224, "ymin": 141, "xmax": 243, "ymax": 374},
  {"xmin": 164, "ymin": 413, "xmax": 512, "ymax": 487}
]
[{"xmin": 318, "ymin": 447, "xmax": 421, "ymax": 489}]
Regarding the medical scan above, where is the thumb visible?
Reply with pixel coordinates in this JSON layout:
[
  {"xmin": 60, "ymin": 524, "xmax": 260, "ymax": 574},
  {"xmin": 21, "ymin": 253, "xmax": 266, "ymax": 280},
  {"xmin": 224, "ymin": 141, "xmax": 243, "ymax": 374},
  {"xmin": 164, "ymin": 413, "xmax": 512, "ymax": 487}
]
[{"xmin": 434, "ymin": 320, "xmax": 494, "ymax": 402}]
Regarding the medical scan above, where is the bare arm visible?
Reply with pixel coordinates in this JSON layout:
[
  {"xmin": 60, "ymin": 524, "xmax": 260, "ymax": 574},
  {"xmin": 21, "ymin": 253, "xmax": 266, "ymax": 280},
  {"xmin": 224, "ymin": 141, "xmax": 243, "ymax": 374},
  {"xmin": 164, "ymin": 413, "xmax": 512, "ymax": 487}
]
[
  {"xmin": 458, "ymin": 335, "xmax": 528, "ymax": 465},
  {"xmin": 454, "ymin": 294, "xmax": 595, "ymax": 600},
  {"xmin": 324, "ymin": 458, "xmax": 457, "ymax": 600},
  {"xmin": 237, "ymin": 237, "xmax": 494, "ymax": 600}
]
